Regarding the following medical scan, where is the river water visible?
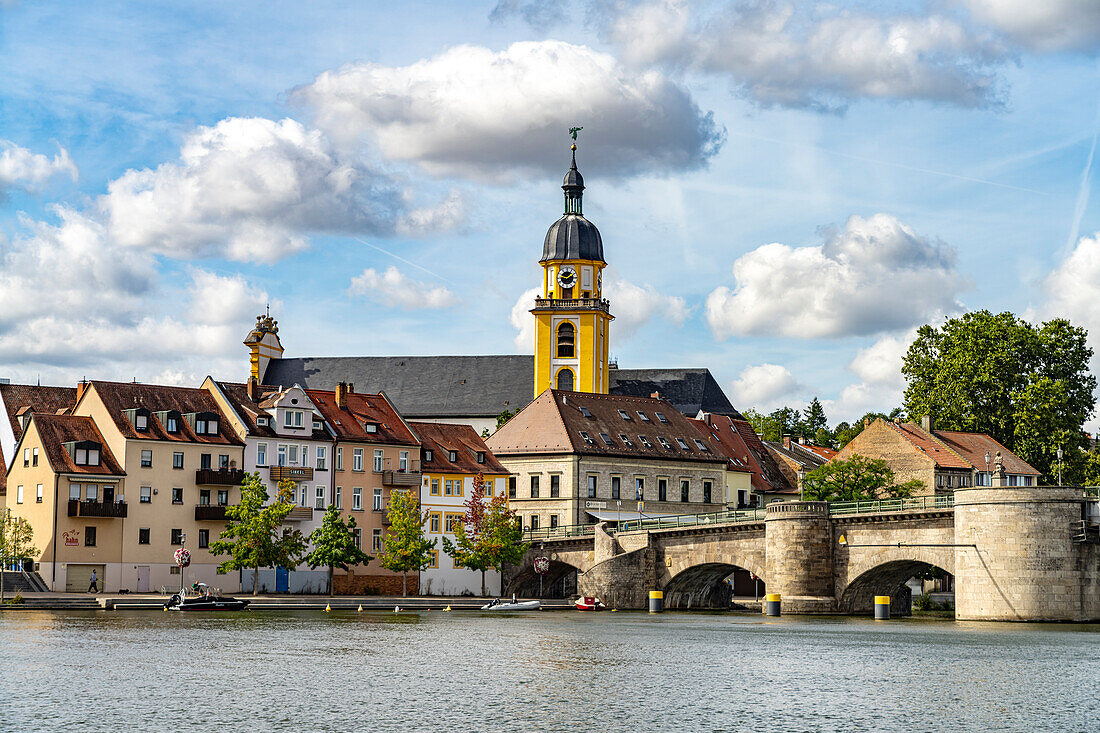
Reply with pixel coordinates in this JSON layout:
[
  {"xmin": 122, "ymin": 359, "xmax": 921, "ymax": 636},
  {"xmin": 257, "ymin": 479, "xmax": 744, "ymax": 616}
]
[{"xmin": 0, "ymin": 610, "xmax": 1097, "ymax": 732}]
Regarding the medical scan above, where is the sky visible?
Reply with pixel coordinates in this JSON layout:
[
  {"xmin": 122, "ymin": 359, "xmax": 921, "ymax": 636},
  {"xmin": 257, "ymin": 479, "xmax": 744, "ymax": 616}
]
[{"xmin": 2, "ymin": 0, "xmax": 1100, "ymax": 430}]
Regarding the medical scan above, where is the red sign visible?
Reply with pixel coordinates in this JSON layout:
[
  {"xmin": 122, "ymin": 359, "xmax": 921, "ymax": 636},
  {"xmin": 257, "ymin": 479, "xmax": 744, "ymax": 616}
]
[{"xmin": 63, "ymin": 530, "xmax": 79, "ymax": 546}]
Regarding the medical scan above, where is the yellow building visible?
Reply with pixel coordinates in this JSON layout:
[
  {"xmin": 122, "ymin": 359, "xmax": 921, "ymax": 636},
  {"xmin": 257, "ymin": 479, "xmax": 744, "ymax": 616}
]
[{"xmin": 532, "ymin": 143, "xmax": 613, "ymax": 398}]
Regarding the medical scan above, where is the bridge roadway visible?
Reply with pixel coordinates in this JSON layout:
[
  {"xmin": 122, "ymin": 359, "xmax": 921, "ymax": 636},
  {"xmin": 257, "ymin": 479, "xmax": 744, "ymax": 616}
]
[{"xmin": 505, "ymin": 488, "xmax": 1100, "ymax": 621}]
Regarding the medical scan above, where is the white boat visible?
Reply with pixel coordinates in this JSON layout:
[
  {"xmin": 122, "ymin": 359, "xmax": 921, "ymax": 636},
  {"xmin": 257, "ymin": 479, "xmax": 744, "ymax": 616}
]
[{"xmin": 481, "ymin": 598, "xmax": 541, "ymax": 611}]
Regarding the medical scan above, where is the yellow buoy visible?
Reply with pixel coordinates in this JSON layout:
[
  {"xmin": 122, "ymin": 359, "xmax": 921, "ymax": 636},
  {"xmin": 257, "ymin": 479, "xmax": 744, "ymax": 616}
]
[
  {"xmin": 357, "ymin": 604, "xmax": 363, "ymax": 612},
  {"xmin": 445, "ymin": 605, "xmax": 451, "ymax": 612},
  {"xmin": 324, "ymin": 604, "xmax": 331, "ymax": 612}
]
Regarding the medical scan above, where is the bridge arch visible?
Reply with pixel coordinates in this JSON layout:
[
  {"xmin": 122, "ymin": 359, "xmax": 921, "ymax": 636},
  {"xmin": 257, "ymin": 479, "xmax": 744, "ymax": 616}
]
[
  {"xmin": 663, "ymin": 561, "xmax": 765, "ymax": 610},
  {"xmin": 504, "ymin": 558, "xmax": 582, "ymax": 598},
  {"xmin": 838, "ymin": 556, "xmax": 953, "ymax": 615}
]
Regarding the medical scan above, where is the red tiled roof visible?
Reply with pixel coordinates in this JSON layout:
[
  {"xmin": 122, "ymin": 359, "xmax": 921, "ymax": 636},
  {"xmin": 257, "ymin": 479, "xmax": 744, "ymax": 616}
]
[
  {"xmin": 1, "ymin": 383, "xmax": 77, "ymax": 443},
  {"xmin": 86, "ymin": 381, "xmax": 243, "ymax": 446},
  {"xmin": 933, "ymin": 429, "xmax": 1039, "ymax": 476},
  {"xmin": 31, "ymin": 413, "xmax": 125, "ymax": 477},
  {"xmin": 888, "ymin": 422, "xmax": 972, "ymax": 469},
  {"xmin": 306, "ymin": 389, "xmax": 418, "ymax": 446},
  {"xmin": 216, "ymin": 382, "xmax": 330, "ymax": 441},
  {"xmin": 409, "ymin": 422, "xmax": 508, "ymax": 475},
  {"xmin": 694, "ymin": 415, "xmax": 796, "ymax": 495}
]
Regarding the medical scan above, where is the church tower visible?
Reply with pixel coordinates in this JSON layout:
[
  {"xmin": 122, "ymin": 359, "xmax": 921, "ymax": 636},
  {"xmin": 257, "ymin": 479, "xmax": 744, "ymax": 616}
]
[
  {"xmin": 244, "ymin": 312, "xmax": 283, "ymax": 384},
  {"xmin": 532, "ymin": 141, "xmax": 613, "ymax": 398}
]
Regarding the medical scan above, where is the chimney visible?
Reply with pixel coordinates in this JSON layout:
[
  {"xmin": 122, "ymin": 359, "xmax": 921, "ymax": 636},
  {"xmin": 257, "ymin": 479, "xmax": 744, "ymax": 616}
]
[
  {"xmin": 783, "ymin": 435, "xmax": 792, "ymax": 450},
  {"xmin": 76, "ymin": 378, "xmax": 90, "ymax": 403},
  {"xmin": 921, "ymin": 415, "xmax": 934, "ymax": 433},
  {"xmin": 335, "ymin": 382, "xmax": 347, "ymax": 409},
  {"xmin": 347, "ymin": 383, "xmax": 354, "ymax": 394},
  {"xmin": 651, "ymin": 391, "xmax": 661, "ymax": 400},
  {"xmin": 246, "ymin": 376, "xmax": 259, "ymax": 402}
]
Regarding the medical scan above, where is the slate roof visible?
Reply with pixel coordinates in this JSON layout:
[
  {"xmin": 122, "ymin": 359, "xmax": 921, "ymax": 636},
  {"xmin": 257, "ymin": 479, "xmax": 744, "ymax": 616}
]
[
  {"xmin": 216, "ymin": 381, "xmax": 330, "ymax": 441},
  {"xmin": 306, "ymin": 389, "xmax": 418, "ymax": 446},
  {"xmin": 86, "ymin": 381, "xmax": 243, "ymax": 446},
  {"xmin": 488, "ymin": 390, "xmax": 727, "ymax": 466},
  {"xmin": 262, "ymin": 355, "xmax": 740, "ymax": 421},
  {"xmin": 697, "ymin": 414, "xmax": 796, "ymax": 495},
  {"xmin": 409, "ymin": 421, "xmax": 508, "ymax": 476},
  {"xmin": 31, "ymin": 413, "xmax": 125, "ymax": 477},
  {"xmin": 542, "ymin": 214, "xmax": 605, "ymax": 263}
]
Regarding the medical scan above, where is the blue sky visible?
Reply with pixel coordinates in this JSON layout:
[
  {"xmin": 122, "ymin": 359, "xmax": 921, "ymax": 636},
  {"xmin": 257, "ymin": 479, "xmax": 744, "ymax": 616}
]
[{"xmin": 2, "ymin": 0, "xmax": 1100, "ymax": 429}]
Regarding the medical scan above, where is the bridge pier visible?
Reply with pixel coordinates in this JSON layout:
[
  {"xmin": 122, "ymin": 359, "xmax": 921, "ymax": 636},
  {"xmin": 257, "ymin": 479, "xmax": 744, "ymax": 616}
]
[{"xmin": 764, "ymin": 502, "xmax": 838, "ymax": 614}]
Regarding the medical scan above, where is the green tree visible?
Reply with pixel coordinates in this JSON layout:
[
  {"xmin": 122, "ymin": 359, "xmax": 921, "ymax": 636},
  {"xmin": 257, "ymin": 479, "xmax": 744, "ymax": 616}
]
[
  {"xmin": 743, "ymin": 409, "xmax": 781, "ymax": 442},
  {"xmin": 902, "ymin": 311, "xmax": 1095, "ymax": 483},
  {"xmin": 378, "ymin": 489, "xmax": 436, "ymax": 596},
  {"xmin": 0, "ymin": 509, "xmax": 37, "ymax": 604},
  {"xmin": 802, "ymin": 455, "xmax": 922, "ymax": 502},
  {"xmin": 305, "ymin": 506, "xmax": 374, "ymax": 594},
  {"xmin": 210, "ymin": 473, "xmax": 306, "ymax": 596},
  {"xmin": 496, "ymin": 409, "xmax": 516, "ymax": 432},
  {"xmin": 444, "ymin": 474, "xmax": 529, "ymax": 596},
  {"xmin": 803, "ymin": 397, "xmax": 828, "ymax": 436}
]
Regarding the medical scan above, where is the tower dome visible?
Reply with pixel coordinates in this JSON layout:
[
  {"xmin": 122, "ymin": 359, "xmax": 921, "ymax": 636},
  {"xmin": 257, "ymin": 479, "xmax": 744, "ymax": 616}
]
[{"xmin": 541, "ymin": 144, "xmax": 605, "ymax": 264}]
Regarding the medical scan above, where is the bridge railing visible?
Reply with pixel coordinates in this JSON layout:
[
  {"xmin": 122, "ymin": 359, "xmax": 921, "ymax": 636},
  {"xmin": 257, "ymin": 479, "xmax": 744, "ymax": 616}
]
[
  {"xmin": 617, "ymin": 508, "xmax": 766, "ymax": 534},
  {"xmin": 826, "ymin": 494, "xmax": 955, "ymax": 516},
  {"xmin": 523, "ymin": 523, "xmax": 598, "ymax": 541}
]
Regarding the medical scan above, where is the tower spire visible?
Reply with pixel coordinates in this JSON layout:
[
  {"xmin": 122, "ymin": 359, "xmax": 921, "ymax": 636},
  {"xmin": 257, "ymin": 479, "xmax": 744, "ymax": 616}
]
[{"xmin": 563, "ymin": 130, "xmax": 585, "ymax": 216}]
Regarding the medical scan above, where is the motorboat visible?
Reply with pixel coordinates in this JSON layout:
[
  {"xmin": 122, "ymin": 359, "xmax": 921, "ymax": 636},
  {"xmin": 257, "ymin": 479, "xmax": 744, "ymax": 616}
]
[
  {"xmin": 481, "ymin": 597, "xmax": 540, "ymax": 611},
  {"xmin": 165, "ymin": 583, "xmax": 250, "ymax": 611},
  {"xmin": 575, "ymin": 596, "xmax": 605, "ymax": 611}
]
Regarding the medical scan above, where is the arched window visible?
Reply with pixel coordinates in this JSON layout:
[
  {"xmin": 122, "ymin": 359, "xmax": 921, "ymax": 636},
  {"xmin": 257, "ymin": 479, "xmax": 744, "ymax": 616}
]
[
  {"xmin": 556, "ymin": 368, "xmax": 574, "ymax": 391},
  {"xmin": 556, "ymin": 322, "xmax": 575, "ymax": 358}
]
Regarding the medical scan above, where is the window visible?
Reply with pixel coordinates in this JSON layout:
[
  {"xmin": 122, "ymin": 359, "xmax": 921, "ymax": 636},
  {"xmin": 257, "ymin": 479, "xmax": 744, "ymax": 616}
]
[
  {"xmin": 299, "ymin": 485, "xmax": 308, "ymax": 507},
  {"xmin": 284, "ymin": 410, "xmax": 303, "ymax": 428},
  {"xmin": 35, "ymin": 484, "xmax": 43, "ymax": 503},
  {"xmin": 617, "ymin": 410, "xmax": 632, "ymax": 421},
  {"xmin": 87, "ymin": 448, "xmax": 100, "ymax": 466},
  {"xmin": 86, "ymin": 484, "xmax": 98, "ymax": 502},
  {"xmin": 657, "ymin": 436, "xmax": 673, "ymax": 451},
  {"xmin": 508, "ymin": 476, "xmax": 517, "ymax": 499},
  {"xmin": 365, "ymin": 423, "xmax": 378, "ymax": 434},
  {"xmin": 23, "ymin": 448, "xmax": 28, "ymax": 467},
  {"xmin": 315, "ymin": 486, "xmax": 326, "ymax": 510},
  {"xmin": 171, "ymin": 529, "xmax": 183, "ymax": 545},
  {"xmin": 658, "ymin": 478, "xmax": 667, "ymax": 502},
  {"xmin": 75, "ymin": 448, "xmax": 87, "ymax": 465},
  {"xmin": 551, "ymin": 474, "xmax": 561, "ymax": 498},
  {"xmin": 141, "ymin": 450, "xmax": 152, "ymax": 468},
  {"xmin": 680, "ymin": 480, "xmax": 689, "ymax": 502},
  {"xmin": 372, "ymin": 529, "xmax": 382, "ymax": 552},
  {"xmin": 556, "ymin": 322, "xmax": 576, "ymax": 358},
  {"xmin": 353, "ymin": 528, "xmax": 361, "ymax": 549},
  {"xmin": 135, "ymin": 414, "xmax": 148, "ymax": 431},
  {"xmin": 166, "ymin": 416, "xmax": 179, "ymax": 433},
  {"xmin": 352, "ymin": 487, "xmax": 362, "ymax": 511},
  {"xmin": 257, "ymin": 417, "xmax": 268, "ymax": 427},
  {"xmin": 619, "ymin": 433, "xmax": 633, "ymax": 447},
  {"xmin": 140, "ymin": 486, "xmax": 151, "ymax": 503},
  {"xmin": 477, "ymin": 451, "xmax": 486, "ymax": 464},
  {"xmin": 217, "ymin": 490, "xmax": 228, "ymax": 506},
  {"xmin": 353, "ymin": 449, "xmax": 363, "ymax": 472},
  {"xmin": 703, "ymin": 481, "xmax": 713, "ymax": 504},
  {"xmin": 530, "ymin": 475, "xmax": 540, "ymax": 498},
  {"xmin": 694, "ymin": 439, "xmax": 709, "ymax": 451},
  {"xmin": 636, "ymin": 411, "xmax": 651, "ymax": 422},
  {"xmin": 336, "ymin": 447, "xmax": 343, "ymax": 470},
  {"xmin": 424, "ymin": 449, "xmax": 433, "ymax": 462},
  {"xmin": 138, "ymin": 528, "xmax": 150, "ymax": 545},
  {"xmin": 579, "ymin": 406, "xmax": 593, "ymax": 418},
  {"xmin": 200, "ymin": 453, "xmax": 211, "ymax": 469},
  {"xmin": 445, "ymin": 512, "xmax": 463, "ymax": 533},
  {"xmin": 529, "ymin": 514, "xmax": 539, "ymax": 531},
  {"xmin": 399, "ymin": 451, "xmax": 409, "ymax": 471},
  {"xmin": 373, "ymin": 489, "xmax": 383, "ymax": 511},
  {"xmin": 430, "ymin": 479, "xmax": 440, "ymax": 496},
  {"xmin": 611, "ymin": 476, "xmax": 620, "ymax": 500},
  {"xmin": 257, "ymin": 443, "xmax": 267, "ymax": 466},
  {"xmin": 172, "ymin": 488, "xmax": 183, "ymax": 504},
  {"xmin": 635, "ymin": 477, "xmax": 644, "ymax": 500},
  {"xmin": 428, "ymin": 549, "xmax": 439, "ymax": 569},
  {"xmin": 335, "ymin": 486, "xmax": 342, "ymax": 510},
  {"xmin": 373, "ymin": 450, "xmax": 383, "ymax": 472},
  {"xmin": 444, "ymin": 479, "xmax": 454, "ymax": 496},
  {"xmin": 556, "ymin": 369, "xmax": 574, "ymax": 391},
  {"xmin": 550, "ymin": 515, "xmax": 559, "ymax": 528},
  {"xmin": 199, "ymin": 489, "xmax": 211, "ymax": 506},
  {"xmin": 198, "ymin": 529, "xmax": 209, "ymax": 548},
  {"xmin": 32, "ymin": 447, "xmax": 38, "ymax": 466},
  {"xmin": 586, "ymin": 475, "xmax": 596, "ymax": 498},
  {"xmin": 675, "ymin": 438, "xmax": 690, "ymax": 451},
  {"xmin": 172, "ymin": 452, "xmax": 184, "ymax": 469},
  {"xmin": 69, "ymin": 484, "xmax": 81, "ymax": 501},
  {"xmin": 579, "ymin": 431, "xmax": 594, "ymax": 445},
  {"xmin": 429, "ymin": 512, "xmax": 441, "ymax": 533},
  {"xmin": 287, "ymin": 445, "xmax": 298, "ymax": 465},
  {"xmin": 597, "ymin": 433, "xmax": 614, "ymax": 447},
  {"xmin": 85, "ymin": 526, "xmax": 97, "ymax": 547},
  {"xmin": 16, "ymin": 485, "xmax": 23, "ymax": 504},
  {"xmin": 448, "ymin": 450, "xmax": 458, "ymax": 462},
  {"xmin": 316, "ymin": 447, "xmax": 326, "ymax": 470},
  {"xmin": 655, "ymin": 412, "xmax": 669, "ymax": 424}
]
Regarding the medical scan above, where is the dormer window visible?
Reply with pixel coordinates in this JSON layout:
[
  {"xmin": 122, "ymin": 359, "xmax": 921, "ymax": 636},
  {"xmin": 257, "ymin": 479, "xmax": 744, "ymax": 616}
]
[
  {"xmin": 126, "ymin": 407, "xmax": 151, "ymax": 432},
  {"xmin": 313, "ymin": 420, "xmax": 322, "ymax": 430},
  {"xmin": 257, "ymin": 417, "xmax": 269, "ymax": 426},
  {"xmin": 477, "ymin": 451, "xmax": 486, "ymax": 464},
  {"xmin": 284, "ymin": 410, "xmax": 304, "ymax": 428},
  {"xmin": 67, "ymin": 440, "xmax": 102, "ymax": 467},
  {"xmin": 364, "ymin": 423, "xmax": 378, "ymax": 434},
  {"xmin": 166, "ymin": 416, "xmax": 178, "ymax": 433},
  {"xmin": 136, "ymin": 414, "xmax": 148, "ymax": 430},
  {"xmin": 424, "ymin": 449, "xmax": 433, "ymax": 462},
  {"xmin": 448, "ymin": 450, "xmax": 457, "ymax": 462},
  {"xmin": 189, "ymin": 411, "xmax": 220, "ymax": 436}
]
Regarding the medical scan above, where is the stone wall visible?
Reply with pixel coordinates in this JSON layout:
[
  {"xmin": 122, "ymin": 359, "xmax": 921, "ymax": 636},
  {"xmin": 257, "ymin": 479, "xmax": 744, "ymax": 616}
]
[
  {"xmin": 836, "ymin": 420, "xmax": 936, "ymax": 495},
  {"xmin": 578, "ymin": 546, "xmax": 653, "ymax": 610},
  {"xmin": 765, "ymin": 502, "xmax": 835, "ymax": 612},
  {"xmin": 334, "ymin": 572, "xmax": 415, "ymax": 596}
]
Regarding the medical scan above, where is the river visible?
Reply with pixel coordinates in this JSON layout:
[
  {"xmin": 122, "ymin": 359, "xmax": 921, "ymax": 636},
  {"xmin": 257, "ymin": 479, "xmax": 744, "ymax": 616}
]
[{"xmin": 0, "ymin": 610, "xmax": 1097, "ymax": 732}]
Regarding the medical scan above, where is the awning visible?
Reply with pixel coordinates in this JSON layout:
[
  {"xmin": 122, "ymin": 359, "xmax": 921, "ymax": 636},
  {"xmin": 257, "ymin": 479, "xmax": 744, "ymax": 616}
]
[{"xmin": 585, "ymin": 509, "xmax": 682, "ymax": 522}]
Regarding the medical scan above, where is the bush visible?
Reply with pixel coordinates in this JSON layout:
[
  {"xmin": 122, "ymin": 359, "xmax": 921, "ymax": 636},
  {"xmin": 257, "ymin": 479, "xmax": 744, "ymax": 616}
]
[{"xmin": 914, "ymin": 593, "xmax": 934, "ymax": 611}]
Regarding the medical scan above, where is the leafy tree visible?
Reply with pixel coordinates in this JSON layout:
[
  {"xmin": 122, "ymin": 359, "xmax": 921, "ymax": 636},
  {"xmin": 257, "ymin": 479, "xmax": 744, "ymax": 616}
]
[
  {"xmin": 305, "ymin": 506, "xmax": 374, "ymax": 594},
  {"xmin": 833, "ymin": 412, "xmax": 891, "ymax": 449},
  {"xmin": 0, "ymin": 509, "xmax": 37, "ymax": 604},
  {"xmin": 210, "ymin": 473, "xmax": 306, "ymax": 596},
  {"xmin": 496, "ymin": 409, "xmax": 515, "ymax": 432},
  {"xmin": 1080, "ymin": 449, "xmax": 1100, "ymax": 487},
  {"xmin": 444, "ymin": 474, "xmax": 529, "ymax": 596},
  {"xmin": 902, "ymin": 311, "xmax": 1095, "ymax": 483},
  {"xmin": 378, "ymin": 489, "xmax": 436, "ymax": 596},
  {"xmin": 802, "ymin": 455, "xmax": 922, "ymax": 502},
  {"xmin": 743, "ymin": 409, "xmax": 781, "ymax": 442}
]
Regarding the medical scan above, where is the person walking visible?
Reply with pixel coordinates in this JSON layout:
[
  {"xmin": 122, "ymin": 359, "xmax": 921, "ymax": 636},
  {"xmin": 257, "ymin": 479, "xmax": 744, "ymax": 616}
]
[{"xmin": 88, "ymin": 569, "xmax": 99, "ymax": 594}]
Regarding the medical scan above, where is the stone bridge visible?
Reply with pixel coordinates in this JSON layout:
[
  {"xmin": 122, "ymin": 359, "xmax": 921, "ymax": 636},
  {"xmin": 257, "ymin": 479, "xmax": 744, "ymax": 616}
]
[{"xmin": 504, "ymin": 487, "xmax": 1100, "ymax": 621}]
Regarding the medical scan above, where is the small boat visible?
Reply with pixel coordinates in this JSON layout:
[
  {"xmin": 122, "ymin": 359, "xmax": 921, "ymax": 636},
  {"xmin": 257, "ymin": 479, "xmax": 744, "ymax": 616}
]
[
  {"xmin": 575, "ymin": 596, "xmax": 604, "ymax": 611},
  {"xmin": 165, "ymin": 583, "xmax": 250, "ymax": 611},
  {"xmin": 481, "ymin": 597, "xmax": 541, "ymax": 611}
]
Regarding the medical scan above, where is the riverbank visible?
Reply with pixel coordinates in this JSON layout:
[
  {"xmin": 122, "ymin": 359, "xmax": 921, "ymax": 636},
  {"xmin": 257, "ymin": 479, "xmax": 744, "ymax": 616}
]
[{"xmin": 0, "ymin": 592, "xmax": 573, "ymax": 611}]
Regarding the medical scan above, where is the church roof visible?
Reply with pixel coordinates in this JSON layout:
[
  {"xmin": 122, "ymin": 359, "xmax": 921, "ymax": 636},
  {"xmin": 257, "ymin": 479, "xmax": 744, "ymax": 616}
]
[
  {"xmin": 261, "ymin": 355, "xmax": 739, "ymax": 422},
  {"xmin": 542, "ymin": 214, "xmax": 605, "ymax": 263}
]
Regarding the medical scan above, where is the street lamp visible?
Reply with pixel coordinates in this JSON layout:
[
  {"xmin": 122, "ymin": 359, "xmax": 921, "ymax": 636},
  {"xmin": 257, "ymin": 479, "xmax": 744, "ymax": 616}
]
[
  {"xmin": 798, "ymin": 469, "xmax": 806, "ymax": 501},
  {"xmin": 984, "ymin": 451, "xmax": 991, "ymax": 486},
  {"xmin": 1057, "ymin": 445, "xmax": 1064, "ymax": 486}
]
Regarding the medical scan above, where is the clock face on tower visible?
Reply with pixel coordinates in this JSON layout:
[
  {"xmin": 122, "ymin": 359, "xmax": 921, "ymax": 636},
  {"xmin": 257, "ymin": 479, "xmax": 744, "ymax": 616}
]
[{"xmin": 557, "ymin": 266, "xmax": 576, "ymax": 290}]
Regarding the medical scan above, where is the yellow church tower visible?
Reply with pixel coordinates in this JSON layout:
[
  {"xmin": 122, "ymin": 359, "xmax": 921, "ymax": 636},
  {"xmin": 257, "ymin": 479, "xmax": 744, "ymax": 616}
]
[
  {"xmin": 244, "ymin": 311, "xmax": 283, "ymax": 384},
  {"xmin": 532, "ymin": 140, "xmax": 613, "ymax": 398}
]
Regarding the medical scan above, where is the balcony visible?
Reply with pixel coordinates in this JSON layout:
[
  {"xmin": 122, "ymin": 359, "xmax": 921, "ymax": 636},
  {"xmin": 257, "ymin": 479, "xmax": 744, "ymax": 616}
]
[
  {"xmin": 269, "ymin": 466, "xmax": 314, "ymax": 482},
  {"xmin": 195, "ymin": 468, "xmax": 244, "ymax": 486},
  {"xmin": 68, "ymin": 500, "xmax": 127, "ymax": 519},
  {"xmin": 532, "ymin": 297, "xmax": 611, "ymax": 314},
  {"xmin": 382, "ymin": 458, "xmax": 421, "ymax": 487},
  {"xmin": 284, "ymin": 506, "xmax": 314, "ymax": 522},
  {"xmin": 194, "ymin": 505, "xmax": 228, "ymax": 521}
]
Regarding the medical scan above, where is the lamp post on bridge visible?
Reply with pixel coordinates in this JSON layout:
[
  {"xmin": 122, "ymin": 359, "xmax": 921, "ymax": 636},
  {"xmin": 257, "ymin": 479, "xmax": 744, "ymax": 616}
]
[{"xmin": 1057, "ymin": 445, "xmax": 1063, "ymax": 486}]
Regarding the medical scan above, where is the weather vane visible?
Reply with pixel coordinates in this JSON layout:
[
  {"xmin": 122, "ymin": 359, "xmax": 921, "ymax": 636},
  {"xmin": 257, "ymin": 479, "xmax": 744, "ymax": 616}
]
[{"xmin": 569, "ymin": 126, "xmax": 583, "ymax": 141}]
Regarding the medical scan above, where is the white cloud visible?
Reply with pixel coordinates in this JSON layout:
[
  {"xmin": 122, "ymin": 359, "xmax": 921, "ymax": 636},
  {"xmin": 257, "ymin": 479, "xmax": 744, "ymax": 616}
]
[
  {"xmin": 604, "ymin": 274, "xmax": 689, "ymax": 338},
  {"xmin": 293, "ymin": 40, "xmax": 724, "ymax": 181},
  {"xmin": 706, "ymin": 213, "xmax": 967, "ymax": 339},
  {"xmin": 102, "ymin": 117, "xmax": 460, "ymax": 263},
  {"xmin": 831, "ymin": 331, "xmax": 914, "ymax": 421},
  {"xmin": 606, "ymin": 0, "xmax": 1006, "ymax": 111},
  {"xmin": 728, "ymin": 363, "xmax": 803, "ymax": 412},
  {"xmin": 510, "ymin": 287, "xmax": 542, "ymax": 351},
  {"xmin": 0, "ymin": 140, "xmax": 77, "ymax": 194},
  {"xmin": 958, "ymin": 0, "xmax": 1100, "ymax": 52},
  {"xmin": 1043, "ymin": 231, "xmax": 1100, "ymax": 352},
  {"xmin": 348, "ymin": 266, "xmax": 457, "ymax": 310}
]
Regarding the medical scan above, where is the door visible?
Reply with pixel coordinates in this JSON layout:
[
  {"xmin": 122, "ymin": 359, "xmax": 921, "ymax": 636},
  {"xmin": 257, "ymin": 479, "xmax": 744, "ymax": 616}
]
[
  {"xmin": 103, "ymin": 485, "xmax": 114, "ymax": 503},
  {"xmin": 65, "ymin": 564, "xmax": 105, "ymax": 593},
  {"xmin": 136, "ymin": 566, "xmax": 150, "ymax": 593},
  {"xmin": 275, "ymin": 566, "xmax": 289, "ymax": 593}
]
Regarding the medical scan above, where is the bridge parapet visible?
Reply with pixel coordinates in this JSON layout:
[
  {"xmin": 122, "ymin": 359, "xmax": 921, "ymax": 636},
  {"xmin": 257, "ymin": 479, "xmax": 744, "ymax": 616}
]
[{"xmin": 767, "ymin": 501, "xmax": 828, "ymax": 517}]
